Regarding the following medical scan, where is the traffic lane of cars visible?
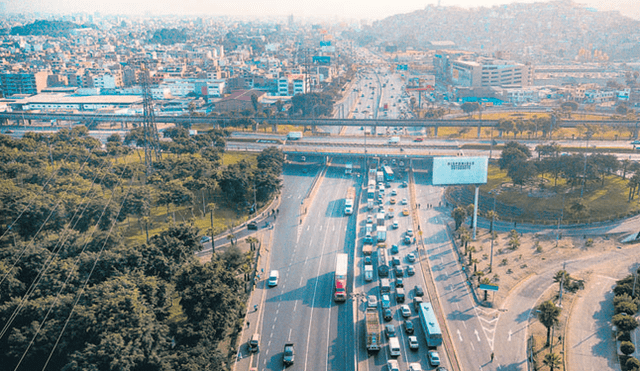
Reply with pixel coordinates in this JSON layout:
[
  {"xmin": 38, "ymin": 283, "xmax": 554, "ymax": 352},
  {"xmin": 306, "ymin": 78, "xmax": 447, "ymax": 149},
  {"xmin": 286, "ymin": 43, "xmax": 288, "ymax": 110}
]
[{"xmin": 259, "ymin": 167, "xmax": 353, "ymax": 370}]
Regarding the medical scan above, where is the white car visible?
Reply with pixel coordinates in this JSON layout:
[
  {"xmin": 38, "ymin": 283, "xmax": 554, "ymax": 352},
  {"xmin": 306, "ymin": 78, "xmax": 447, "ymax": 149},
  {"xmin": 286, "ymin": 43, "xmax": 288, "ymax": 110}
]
[
  {"xmin": 391, "ymin": 189, "xmax": 397, "ymax": 196},
  {"xmin": 387, "ymin": 359, "xmax": 400, "ymax": 371},
  {"xmin": 428, "ymin": 350, "xmax": 441, "ymax": 366},
  {"xmin": 409, "ymin": 363, "xmax": 422, "ymax": 371},
  {"xmin": 401, "ymin": 198, "xmax": 408, "ymax": 205},
  {"xmin": 408, "ymin": 335, "xmax": 419, "ymax": 350},
  {"xmin": 407, "ymin": 228, "xmax": 414, "ymax": 237},
  {"xmin": 268, "ymin": 270, "xmax": 279, "ymax": 287},
  {"xmin": 392, "ymin": 220, "xmax": 399, "ymax": 229},
  {"xmin": 400, "ymin": 305, "xmax": 411, "ymax": 318},
  {"xmin": 367, "ymin": 295, "xmax": 378, "ymax": 308},
  {"xmin": 407, "ymin": 253, "xmax": 416, "ymax": 263}
]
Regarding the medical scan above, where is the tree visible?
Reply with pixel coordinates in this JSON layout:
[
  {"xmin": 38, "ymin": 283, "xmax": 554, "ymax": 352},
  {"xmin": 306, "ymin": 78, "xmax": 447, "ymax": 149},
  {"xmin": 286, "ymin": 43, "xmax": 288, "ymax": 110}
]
[
  {"xmin": 251, "ymin": 93, "xmax": 259, "ymax": 113},
  {"xmin": 461, "ymin": 102, "xmax": 481, "ymax": 118},
  {"xmin": 507, "ymin": 159, "xmax": 538, "ymax": 189},
  {"xmin": 452, "ymin": 206, "xmax": 468, "ymax": 230},
  {"xmin": 486, "ymin": 210, "xmax": 498, "ymax": 233},
  {"xmin": 543, "ymin": 352, "xmax": 562, "ymax": 371},
  {"xmin": 499, "ymin": 141, "xmax": 531, "ymax": 171},
  {"xmin": 537, "ymin": 300, "xmax": 561, "ymax": 346},
  {"xmin": 621, "ymin": 341, "xmax": 636, "ymax": 356},
  {"xmin": 560, "ymin": 101, "xmax": 578, "ymax": 118},
  {"xmin": 626, "ymin": 357, "xmax": 640, "ymax": 371},
  {"xmin": 613, "ymin": 313, "xmax": 639, "ymax": 333},
  {"xmin": 497, "ymin": 119, "xmax": 515, "ymax": 137}
]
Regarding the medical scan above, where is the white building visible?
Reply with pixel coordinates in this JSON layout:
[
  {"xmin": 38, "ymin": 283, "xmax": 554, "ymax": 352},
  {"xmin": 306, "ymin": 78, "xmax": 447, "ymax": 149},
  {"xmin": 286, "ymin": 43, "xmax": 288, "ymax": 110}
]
[{"xmin": 92, "ymin": 73, "xmax": 122, "ymax": 89}]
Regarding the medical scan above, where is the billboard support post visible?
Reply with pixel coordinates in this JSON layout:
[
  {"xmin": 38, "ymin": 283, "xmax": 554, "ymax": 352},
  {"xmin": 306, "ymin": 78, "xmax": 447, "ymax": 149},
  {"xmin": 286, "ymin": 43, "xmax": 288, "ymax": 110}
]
[{"xmin": 473, "ymin": 185, "xmax": 479, "ymax": 240}]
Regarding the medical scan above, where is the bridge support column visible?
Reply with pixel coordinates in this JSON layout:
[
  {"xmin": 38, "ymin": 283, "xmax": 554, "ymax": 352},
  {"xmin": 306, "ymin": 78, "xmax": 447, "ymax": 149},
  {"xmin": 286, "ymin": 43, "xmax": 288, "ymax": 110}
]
[
  {"xmin": 434, "ymin": 125, "xmax": 438, "ymax": 138},
  {"xmin": 272, "ymin": 122, "xmax": 278, "ymax": 133},
  {"xmin": 472, "ymin": 185, "xmax": 479, "ymax": 240},
  {"xmin": 477, "ymin": 124, "xmax": 482, "ymax": 139}
]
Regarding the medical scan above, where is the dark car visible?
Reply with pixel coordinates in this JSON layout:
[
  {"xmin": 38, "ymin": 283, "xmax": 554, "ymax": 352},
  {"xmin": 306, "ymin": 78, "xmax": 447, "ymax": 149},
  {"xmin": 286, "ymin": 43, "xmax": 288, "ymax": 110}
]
[
  {"xmin": 404, "ymin": 319, "xmax": 415, "ymax": 334},
  {"xmin": 283, "ymin": 342, "xmax": 295, "ymax": 366},
  {"xmin": 247, "ymin": 221, "xmax": 258, "ymax": 230},
  {"xmin": 383, "ymin": 308, "xmax": 393, "ymax": 321},
  {"xmin": 364, "ymin": 256, "xmax": 372, "ymax": 265},
  {"xmin": 391, "ymin": 244, "xmax": 399, "ymax": 254},
  {"xmin": 395, "ymin": 265, "xmax": 404, "ymax": 277},
  {"xmin": 414, "ymin": 285, "xmax": 424, "ymax": 297},
  {"xmin": 392, "ymin": 257, "xmax": 401, "ymax": 267}
]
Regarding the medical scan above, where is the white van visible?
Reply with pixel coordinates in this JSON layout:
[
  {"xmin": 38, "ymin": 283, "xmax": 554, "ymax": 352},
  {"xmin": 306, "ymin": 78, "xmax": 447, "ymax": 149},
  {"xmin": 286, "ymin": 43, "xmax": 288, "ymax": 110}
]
[
  {"xmin": 268, "ymin": 270, "xmax": 279, "ymax": 287},
  {"xmin": 389, "ymin": 337, "xmax": 401, "ymax": 357}
]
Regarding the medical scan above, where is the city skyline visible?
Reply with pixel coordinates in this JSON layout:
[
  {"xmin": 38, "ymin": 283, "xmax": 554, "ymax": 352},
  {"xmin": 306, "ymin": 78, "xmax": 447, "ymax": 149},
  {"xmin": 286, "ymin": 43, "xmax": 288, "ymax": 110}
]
[{"xmin": 4, "ymin": 0, "xmax": 640, "ymax": 21}]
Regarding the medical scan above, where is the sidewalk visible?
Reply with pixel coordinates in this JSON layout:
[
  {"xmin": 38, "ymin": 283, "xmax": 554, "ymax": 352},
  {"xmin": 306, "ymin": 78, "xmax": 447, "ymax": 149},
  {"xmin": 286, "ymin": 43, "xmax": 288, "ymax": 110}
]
[{"xmin": 233, "ymin": 222, "xmax": 275, "ymax": 371}]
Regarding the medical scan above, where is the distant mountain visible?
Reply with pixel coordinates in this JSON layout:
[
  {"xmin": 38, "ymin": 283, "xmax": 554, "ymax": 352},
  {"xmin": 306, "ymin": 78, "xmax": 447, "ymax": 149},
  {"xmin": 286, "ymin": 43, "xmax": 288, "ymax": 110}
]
[
  {"xmin": 360, "ymin": 0, "xmax": 640, "ymax": 62},
  {"xmin": 9, "ymin": 20, "xmax": 96, "ymax": 36}
]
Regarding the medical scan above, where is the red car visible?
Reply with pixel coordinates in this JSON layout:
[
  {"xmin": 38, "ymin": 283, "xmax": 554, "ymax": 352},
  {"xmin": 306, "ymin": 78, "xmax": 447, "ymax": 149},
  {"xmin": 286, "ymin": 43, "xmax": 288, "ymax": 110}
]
[{"xmin": 414, "ymin": 137, "xmax": 423, "ymax": 142}]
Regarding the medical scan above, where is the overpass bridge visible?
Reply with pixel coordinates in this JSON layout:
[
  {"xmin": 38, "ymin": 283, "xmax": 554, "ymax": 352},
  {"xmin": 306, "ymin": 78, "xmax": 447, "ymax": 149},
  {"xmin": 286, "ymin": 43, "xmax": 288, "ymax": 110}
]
[{"xmin": 1, "ymin": 112, "xmax": 637, "ymax": 138}]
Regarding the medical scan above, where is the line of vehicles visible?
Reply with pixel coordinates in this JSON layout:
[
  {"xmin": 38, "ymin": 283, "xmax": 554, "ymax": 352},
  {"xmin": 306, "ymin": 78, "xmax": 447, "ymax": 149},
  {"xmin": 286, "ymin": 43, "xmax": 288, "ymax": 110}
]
[{"xmin": 358, "ymin": 166, "xmax": 445, "ymax": 370}]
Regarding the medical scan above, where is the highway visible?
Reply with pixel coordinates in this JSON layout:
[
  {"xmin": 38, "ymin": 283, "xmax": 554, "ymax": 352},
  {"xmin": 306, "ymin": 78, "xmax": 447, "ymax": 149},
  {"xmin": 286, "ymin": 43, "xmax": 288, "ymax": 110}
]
[{"xmin": 255, "ymin": 164, "xmax": 357, "ymax": 370}]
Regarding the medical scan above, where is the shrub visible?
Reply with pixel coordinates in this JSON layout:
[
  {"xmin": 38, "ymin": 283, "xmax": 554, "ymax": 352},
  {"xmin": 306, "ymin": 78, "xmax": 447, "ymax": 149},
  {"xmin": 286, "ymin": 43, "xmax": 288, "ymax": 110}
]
[
  {"xmin": 626, "ymin": 357, "xmax": 640, "ymax": 371},
  {"xmin": 621, "ymin": 341, "xmax": 636, "ymax": 356}
]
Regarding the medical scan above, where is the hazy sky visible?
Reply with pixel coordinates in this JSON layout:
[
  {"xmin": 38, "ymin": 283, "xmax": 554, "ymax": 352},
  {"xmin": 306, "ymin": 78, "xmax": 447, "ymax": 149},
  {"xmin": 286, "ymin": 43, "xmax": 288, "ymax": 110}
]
[{"xmin": 6, "ymin": 0, "xmax": 640, "ymax": 21}]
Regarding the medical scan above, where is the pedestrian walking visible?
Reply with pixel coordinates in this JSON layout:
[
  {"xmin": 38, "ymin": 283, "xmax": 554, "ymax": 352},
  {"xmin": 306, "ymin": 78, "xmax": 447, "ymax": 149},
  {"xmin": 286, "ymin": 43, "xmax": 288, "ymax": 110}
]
[
  {"xmin": 491, "ymin": 352, "xmax": 494, "ymax": 362},
  {"xmin": 254, "ymin": 304, "xmax": 258, "ymax": 312}
]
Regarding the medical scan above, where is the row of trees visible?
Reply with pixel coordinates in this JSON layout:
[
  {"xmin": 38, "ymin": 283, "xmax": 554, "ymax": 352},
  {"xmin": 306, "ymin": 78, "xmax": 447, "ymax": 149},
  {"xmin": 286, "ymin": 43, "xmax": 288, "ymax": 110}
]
[
  {"xmin": 612, "ymin": 271, "xmax": 640, "ymax": 371},
  {"xmin": 499, "ymin": 141, "xmax": 640, "ymax": 202},
  {"xmin": 0, "ymin": 125, "xmax": 284, "ymax": 369}
]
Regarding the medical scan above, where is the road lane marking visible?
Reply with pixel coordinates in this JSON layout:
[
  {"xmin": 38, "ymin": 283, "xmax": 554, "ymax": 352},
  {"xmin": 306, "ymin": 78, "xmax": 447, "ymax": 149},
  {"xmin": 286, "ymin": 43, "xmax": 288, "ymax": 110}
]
[
  {"xmin": 457, "ymin": 329, "xmax": 463, "ymax": 341},
  {"xmin": 508, "ymin": 330, "xmax": 512, "ymax": 341},
  {"xmin": 475, "ymin": 329, "xmax": 481, "ymax": 341}
]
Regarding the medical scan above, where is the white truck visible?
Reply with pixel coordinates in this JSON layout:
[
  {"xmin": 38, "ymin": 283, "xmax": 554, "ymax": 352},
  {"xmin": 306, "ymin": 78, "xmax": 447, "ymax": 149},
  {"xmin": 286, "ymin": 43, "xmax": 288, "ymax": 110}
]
[
  {"xmin": 287, "ymin": 131, "xmax": 303, "ymax": 140},
  {"xmin": 389, "ymin": 337, "xmax": 401, "ymax": 357},
  {"xmin": 345, "ymin": 187, "xmax": 355, "ymax": 215},
  {"xmin": 388, "ymin": 136, "xmax": 400, "ymax": 145}
]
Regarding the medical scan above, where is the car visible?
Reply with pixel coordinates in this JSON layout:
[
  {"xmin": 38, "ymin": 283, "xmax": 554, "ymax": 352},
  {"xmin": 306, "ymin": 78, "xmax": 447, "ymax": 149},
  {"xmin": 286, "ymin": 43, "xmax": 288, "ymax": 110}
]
[
  {"xmin": 414, "ymin": 285, "xmax": 424, "ymax": 296},
  {"xmin": 402, "ymin": 208, "xmax": 410, "ymax": 216},
  {"xmin": 396, "ymin": 277, "xmax": 404, "ymax": 287},
  {"xmin": 408, "ymin": 335, "xmax": 419, "ymax": 350},
  {"xmin": 391, "ymin": 189, "xmax": 397, "ymax": 196},
  {"xmin": 392, "ymin": 220, "xmax": 399, "ymax": 229},
  {"xmin": 409, "ymin": 363, "xmax": 423, "ymax": 371},
  {"xmin": 631, "ymin": 140, "xmax": 640, "ymax": 145},
  {"xmin": 436, "ymin": 368, "xmax": 449, "ymax": 371},
  {"xmin": 247, "ymin": 221, "xmax": 258, "ymax": 230},
  {"xmin": 200, "ymin": 236, "xmax": 211, "ymax": 243},
  {"xmin": 406, "ymin": 228, "xmax": 414, "ymax": 237},
  {"xmin": 407, "ymin": 253, "xmax": 416, "ymax": 263},
  {"xmin": 381, "ymin": 294, "xmax": 391, "ymax": 309},
  {"xmin": 400, "ymin": 305, "xmax": 411, "ymax": 318},
  {"xmin": 428, "ymin": 350, "xmax": 441, "ymax": 366},
  {"xmin": 387, "ymin": 208, "xmax": 395, "ymax": 218},
  {"xmin": 406, "ymin": 265, "xmax": 415, "ymax": 275},
  {"xmin": 401, "ymin": 198, "xmax": 408, "ymax": 205},
  {"xmin": 404, "ymin": 235, "xmax": 412, "ymax": 244},
  {"xmin": 385, "ymin": 182, "xmax": 391, "ymax": 188},
  {"xmin": 391, "ymin": 244, "xmax": 399, "ymax": 254},
  {"xmin": 404, "ymin": 319, "xmax": 414, "ymax": 334},
  {"xmin": 364, "ymin": 256, "xmax": 372, "ymax": 265},
  {"xmin": 385, "ymin": 324, "xmax": 397, "ymax": 338},
  {"xmin": 392, "ymin": 256, "xmax": 401, "ymax": 266},
  {"xmin": 283, "ymin": 342, "xmax": 295, "ymax": 366},
  {"xmin": 395, "ymin": 265, "xmax": 404, "ymax": 277},
  {"xmin": 390, "ymin": 197, "xmax": 397, "ymax": 204},
  {"xmin": 387, "ymin": 359, "xmax": 400, "ymax": 371},
  {"xmin": 367, "ymin": 295, "xmax": 378, "ymax": 308},
  {"xmin": 268, "ymin": 270, "xmax": 279, "ymax": 286},
  {"xmin": 383, "ymin": 308, "xmax": 393, "ymax": 321},
  {"xmin": 367, "ymin": 215, "xmax": 374, "ymax": 224},
  {"xmin": 402, "ymin": 181, "xmax": 408, "ymax": 187},
  {"xmin": 414, "ymin": 137, "xmax": 424, "ymax": 142},
  {"xmin": 413, "ymin": 296, "xmax": 424, "ymax": 311}
]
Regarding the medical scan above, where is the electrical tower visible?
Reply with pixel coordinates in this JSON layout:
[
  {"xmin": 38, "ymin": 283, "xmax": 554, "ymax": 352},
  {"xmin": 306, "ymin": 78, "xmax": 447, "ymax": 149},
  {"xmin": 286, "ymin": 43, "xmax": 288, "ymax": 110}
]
[{"xmin": 140, "ymin": 64, "xmax": 161, "ymax": 175}]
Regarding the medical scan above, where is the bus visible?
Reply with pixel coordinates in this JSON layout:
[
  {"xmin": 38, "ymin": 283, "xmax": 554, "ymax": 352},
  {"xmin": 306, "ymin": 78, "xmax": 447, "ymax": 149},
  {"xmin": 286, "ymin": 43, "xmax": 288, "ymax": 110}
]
[
  {"xmin": 418, "ymin": 303, "xmax": 443, "ymax": 347},
  {"xmin": 334, "ymin": 253, "xmax": 348, "ymax": 302},
  {"xmin": 377, "ymin": 247, "xmax": 389, "ymax": 277},
  {"xmin": 382, "ymin": 166, "xmax": 394, "ymax": 181}
]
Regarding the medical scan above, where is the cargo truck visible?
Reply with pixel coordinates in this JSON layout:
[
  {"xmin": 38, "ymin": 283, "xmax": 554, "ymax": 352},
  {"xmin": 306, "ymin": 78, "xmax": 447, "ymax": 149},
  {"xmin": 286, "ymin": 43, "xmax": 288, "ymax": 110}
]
[
  {"xmin": 366, "ymin": 308, "xmax": 381, "ymax": 352},
  {"xmin": 345, "ymin": 187, "xmax": 355, "ymax": 215},
  {"xmin": 334, "ymin": 253, "xmax": 348, "ymax": 302}
]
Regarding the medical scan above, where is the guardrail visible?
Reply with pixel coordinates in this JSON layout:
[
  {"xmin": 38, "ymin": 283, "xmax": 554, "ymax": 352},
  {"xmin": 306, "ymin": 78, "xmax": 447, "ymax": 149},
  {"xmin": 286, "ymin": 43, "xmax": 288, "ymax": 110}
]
[{"xmin": 299, "ymin": 162, "xmax": 329, "ymax": 224}]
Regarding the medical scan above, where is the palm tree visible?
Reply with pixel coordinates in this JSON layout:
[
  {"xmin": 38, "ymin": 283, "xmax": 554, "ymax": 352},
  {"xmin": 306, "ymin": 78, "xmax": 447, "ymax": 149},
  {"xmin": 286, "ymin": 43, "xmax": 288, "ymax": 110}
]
[
  {"xmin": 543, "ymin": 352, "xmax": 561, "ymax": 371},
  {"xmin": 537, "ymin": 300, "xmax": 562, "ymax": 346},
  {"xmin": 486, "ymin": 210, "xmax": 499, "ymax": 233}
]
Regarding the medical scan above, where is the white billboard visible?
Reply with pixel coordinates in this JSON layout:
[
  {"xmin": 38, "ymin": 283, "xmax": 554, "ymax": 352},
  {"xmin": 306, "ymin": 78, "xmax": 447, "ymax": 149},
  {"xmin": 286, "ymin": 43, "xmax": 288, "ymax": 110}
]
[{"xmin": 432, "ymin": 156, "xmax": 488, "ymax": 185}]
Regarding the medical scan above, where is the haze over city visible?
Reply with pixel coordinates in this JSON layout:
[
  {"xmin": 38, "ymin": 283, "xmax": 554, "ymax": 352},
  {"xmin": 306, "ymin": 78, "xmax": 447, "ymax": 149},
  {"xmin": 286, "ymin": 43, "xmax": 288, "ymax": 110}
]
[{"xmin": 4, "ymin": 0, "xmax": 640, "ymax": 21}]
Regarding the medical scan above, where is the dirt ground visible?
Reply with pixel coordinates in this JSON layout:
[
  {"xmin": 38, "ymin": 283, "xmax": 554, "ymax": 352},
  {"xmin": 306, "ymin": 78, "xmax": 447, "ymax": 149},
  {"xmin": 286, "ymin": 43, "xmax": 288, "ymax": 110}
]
[{"xmin": 465, "ymin": 228, "xmax": 624, "ymax": 309}]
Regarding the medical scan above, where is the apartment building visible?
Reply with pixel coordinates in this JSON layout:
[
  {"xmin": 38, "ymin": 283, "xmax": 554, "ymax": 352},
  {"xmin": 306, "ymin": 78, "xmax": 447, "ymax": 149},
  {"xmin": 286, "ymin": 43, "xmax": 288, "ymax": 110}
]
[
  {"xmin": 0, "ymin": 71, "xmax": 49, "ymax": 96},
  {"xmin": 277, "ymin": 75, "xmax": 306, "ymax": 96},
  {"xmin": 451, "ymin": 58, "xmax": 533, "ymax": 88}
]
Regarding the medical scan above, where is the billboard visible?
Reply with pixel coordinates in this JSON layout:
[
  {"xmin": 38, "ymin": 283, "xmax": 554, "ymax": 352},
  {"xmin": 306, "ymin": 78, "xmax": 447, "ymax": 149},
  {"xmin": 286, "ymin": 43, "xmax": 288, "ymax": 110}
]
[
  {"xmin": 320, "ymin": 40, "xmax": 332, "ymax": 46},
  {"xmin": 313, "ymin": 56, "xmax": 331, "ymax": 65},
  {"xmin": 432, "ymin": 156, "xmax": 488, "ymax": 185}
]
